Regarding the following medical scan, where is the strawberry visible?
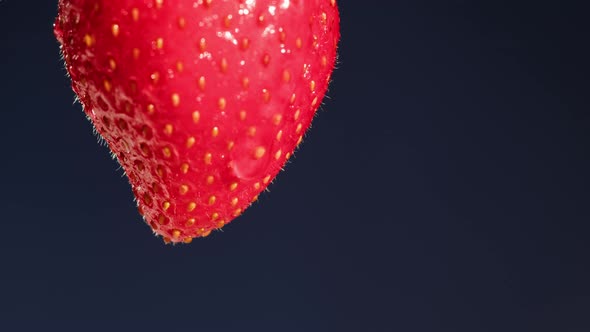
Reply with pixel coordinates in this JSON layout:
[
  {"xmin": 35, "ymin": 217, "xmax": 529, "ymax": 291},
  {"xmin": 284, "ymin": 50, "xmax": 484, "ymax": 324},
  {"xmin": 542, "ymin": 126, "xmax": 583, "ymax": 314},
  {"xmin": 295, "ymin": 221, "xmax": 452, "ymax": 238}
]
[{"xmin": 54, "ymin": 0, "xmax": 340, "ymax": 244}]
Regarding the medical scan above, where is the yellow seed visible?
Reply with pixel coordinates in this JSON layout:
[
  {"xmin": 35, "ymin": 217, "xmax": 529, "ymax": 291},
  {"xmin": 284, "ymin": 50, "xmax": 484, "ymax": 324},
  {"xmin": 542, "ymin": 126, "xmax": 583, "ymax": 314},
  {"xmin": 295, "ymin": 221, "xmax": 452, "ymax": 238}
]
[
  {"xmin": 184, "ymin": 237, "xmax": 193, "ymax": 244},
  {"xmin": 206, "ymin": 175, "xmax": 214, "ymax": 185},
  {"xmin": 254, "ymin": 182, "xmax": 261, "ymax": 190},
  {"xmin": 103, "ymin": 79, "xmax": 112, "ymax": 92},
  {"xmin": 111, "ymin": 24, "xmax": 120, "ymax": 37},
  {"xmin": 230, "ymin": 182, "xmax": 238, "ymax": 191},
  {"xmin": 155, "ymin": 0, "xmax": 163, "ymax": 9},
  {"xmin": 211, "ymin": 213, "xmax": 219, "ymax": 221},
  {"xmin": 171, "ymin": 93, "xmax": 180, "ymax": 107},
  {"xmin": 186, "ymin": 136, "xmax": 196, "ymax": 148},
  {"xmin": 227, "ymin": 141, "xmax": 235, "ymax": 151},
  {"xmin": 211, "ymin": 127, "xmax": 219, "ymax": 137},
  {"xmin": 202, "ymin": 230, "xmax": 212, "ymax": 237},
  {"xmin": 241, "ymin": 37, "xmax": 250, "ymax": 50},
  {"xmin": 275, "ymin": 149, "xmax": 282, "ymax": 160},
  {"xmin": 162, "ymin": 147, "xmax": 172, "ymax": 158},
  {"xmin": 242, "ymin": 77, "xmax": 250, "ymax": 89},
  {"xmin": 83, "ymin": 34, "xmax": 94, "ymax": 47},
  {"xmin": 295, "ymin": 37, "xmax": 302, "ymax": 49},
  {"xmin": 310, "ymin": 80, "xmax": 316, "ymax": 91},
  {"xmin": 263, "ymin": 175, "xmax": 271, "ymax": 184},
  {"xmin": 233, "ymin": 209, "xmax": 242, "ymax": 217},
  {"xmin": 131, "ymin": 8, "xmax": 140, "ymax": 22},
  {"xmin": 163, "ymin": 124, "xmax": 173, "ymax": 136},
  {"xmin": 254, "ymin": 146, "xmax": 266, "ymax": 159},
  {"xmin": 187, "ymin": 202, "xmax": 196, "ymax": 212},
  {"xmin": 156, "ymin": 37, "xmax": 164, "ymax": 49},
  {"xmin": 178, "ymin": 16, "xmax": 186, "ymax": 28},
  {"xmin": 133, "ymin": 48, "xmax": 140, "ymax": 59},
  {"xmin": 262, "ymin": 89, "xmax": 270, "ymax": 103},
  {"xmin": 109, "ymin": 58, "xmax": 117, "ymax": 70},
  {"xmin": 311, "ymin": 96, "xmax": 318, "ymax": 107},
  {"xmin": 186, "ymin": 218, "xmax": 196, "ymax": 226},
  {"xmin": 150, "ymin": 71, "xmax": 160, "ymax": 84},
  {"xmin": 176, "ymin": 61, "xmax": 184, "ymax": 72},
  {"xmin": 294, "ymin": 109, "xmax": 301, "ymax": 120},
  {"xmin": 220, "ymin": 58, "xmax": 228, "ymax": 73},
  {"xmin": 218, "ymin": 97, "xmax": 226, "ymax": 110},
  {"xmin": 162, "ymin": 201, "xmax": 171, "ymax": 211},
  {"xmin": 286, "ymin": 152, "xmax": 292, "ymax": 159},
  {"xmin": 262, "ymin": 53, "xmax": 270, "ymax": 66},
  {"xmin": 276, "ymin": 130, "xmax": 283, "ymax": 141},
  {"xmin": 180, "ymin": 163, "xmax": 189, "ymax": 174},
  {"xmin": 208, "ymin": 196, "xmax": 216, "ymax": 205},
  {"xmin": 248, "ymin": 126, "xmax": 257, "ymax": 137},
  {"xmin": 179, "ymin": 184, "xmax": 189, "ymax": 195},
  {"xmin": 199, "ymin": 38, "xmax": 207, "ymax": 52},
  {"xmin": 171, "ymin": 229, "xmax": 181, "ymax": 239},
  {"xmin": 296, "ymin": 123, "xmax": 303, "ymax": 134},
  {"xmin": 282, "ymin": 69, "xmax": 291, "ymax": 82},
  {"xmin": 231, "ymin": 197, "xmax": 239, "ymax": 207},
  {"xmin": 272, "ymin": 114, "xmax": 282, "ymax": 125},
  {"xmin": 204, "ymin": 152, "xmax": 212, "ymax": 165},
  {"xmin": 279, "ymin": 29, "xmax": 286, "ymax": 43},
  {"xmin": 198, "ymin": 76, "xmax": 206, "ymax": 90}
]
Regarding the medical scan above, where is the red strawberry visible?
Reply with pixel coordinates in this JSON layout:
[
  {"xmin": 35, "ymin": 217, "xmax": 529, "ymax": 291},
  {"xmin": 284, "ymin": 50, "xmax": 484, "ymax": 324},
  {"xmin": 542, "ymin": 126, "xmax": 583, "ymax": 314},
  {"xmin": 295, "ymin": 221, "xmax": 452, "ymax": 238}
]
[{"xmin": 54, "ymin": 0, "xmax": 339, "ymax": 244}]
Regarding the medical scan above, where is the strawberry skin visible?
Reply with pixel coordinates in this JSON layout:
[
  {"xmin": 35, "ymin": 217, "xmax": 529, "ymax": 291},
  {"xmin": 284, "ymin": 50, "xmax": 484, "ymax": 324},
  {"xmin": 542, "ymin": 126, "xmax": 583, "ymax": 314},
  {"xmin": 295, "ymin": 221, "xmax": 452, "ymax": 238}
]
[{"xmin": 54, "ymin": 0, "xmax": 339, "ymax": 243}]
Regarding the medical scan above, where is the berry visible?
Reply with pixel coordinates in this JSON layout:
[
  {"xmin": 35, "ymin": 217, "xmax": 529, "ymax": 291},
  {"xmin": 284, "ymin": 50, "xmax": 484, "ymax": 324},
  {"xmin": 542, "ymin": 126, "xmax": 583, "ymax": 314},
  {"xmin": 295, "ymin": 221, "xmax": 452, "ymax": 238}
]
[{"xmin": 54, "ymin": 0, "xmax": 340, "ymax": 243}]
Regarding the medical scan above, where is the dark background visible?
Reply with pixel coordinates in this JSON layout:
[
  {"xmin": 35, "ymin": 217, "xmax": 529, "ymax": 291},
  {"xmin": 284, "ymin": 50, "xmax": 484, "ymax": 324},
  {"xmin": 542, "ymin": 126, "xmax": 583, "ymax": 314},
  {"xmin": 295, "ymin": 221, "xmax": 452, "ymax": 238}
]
[{"xmin": 1, "ymin": 1, "xmax": 588, "ymax": 330}]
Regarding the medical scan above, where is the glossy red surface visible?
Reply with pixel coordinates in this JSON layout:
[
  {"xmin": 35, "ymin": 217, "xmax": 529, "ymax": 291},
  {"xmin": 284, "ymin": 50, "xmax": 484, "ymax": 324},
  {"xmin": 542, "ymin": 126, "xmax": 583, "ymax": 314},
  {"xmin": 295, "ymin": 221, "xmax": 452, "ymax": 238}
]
[{"xmin": 55, "ymin": 0, "xmax": 340, "ymax": 242}]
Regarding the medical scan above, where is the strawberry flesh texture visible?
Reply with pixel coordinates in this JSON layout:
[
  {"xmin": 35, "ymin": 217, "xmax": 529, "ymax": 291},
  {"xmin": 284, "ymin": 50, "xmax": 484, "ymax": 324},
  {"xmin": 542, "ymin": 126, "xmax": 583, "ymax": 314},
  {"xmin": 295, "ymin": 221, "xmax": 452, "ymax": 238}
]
[{"xmin": 55, "ymin": 0, "xmax": 339, "ymax": 243}]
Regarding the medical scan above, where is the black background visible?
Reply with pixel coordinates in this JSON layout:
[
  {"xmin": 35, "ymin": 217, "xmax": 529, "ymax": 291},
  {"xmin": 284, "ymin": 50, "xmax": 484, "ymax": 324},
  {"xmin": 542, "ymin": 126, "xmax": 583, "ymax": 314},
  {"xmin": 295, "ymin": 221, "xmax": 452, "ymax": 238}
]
[{"xmin": 1, "ymin": 1, "xmax": 589, "ymax": 330}]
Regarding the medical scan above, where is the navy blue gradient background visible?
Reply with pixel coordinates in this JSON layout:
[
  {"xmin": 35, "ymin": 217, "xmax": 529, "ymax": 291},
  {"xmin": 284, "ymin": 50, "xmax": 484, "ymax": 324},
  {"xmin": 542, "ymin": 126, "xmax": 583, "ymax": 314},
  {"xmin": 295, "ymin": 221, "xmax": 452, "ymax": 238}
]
[{"xmin": 1, "ymin": 1, "xmax": 588, "ymax": 330}]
